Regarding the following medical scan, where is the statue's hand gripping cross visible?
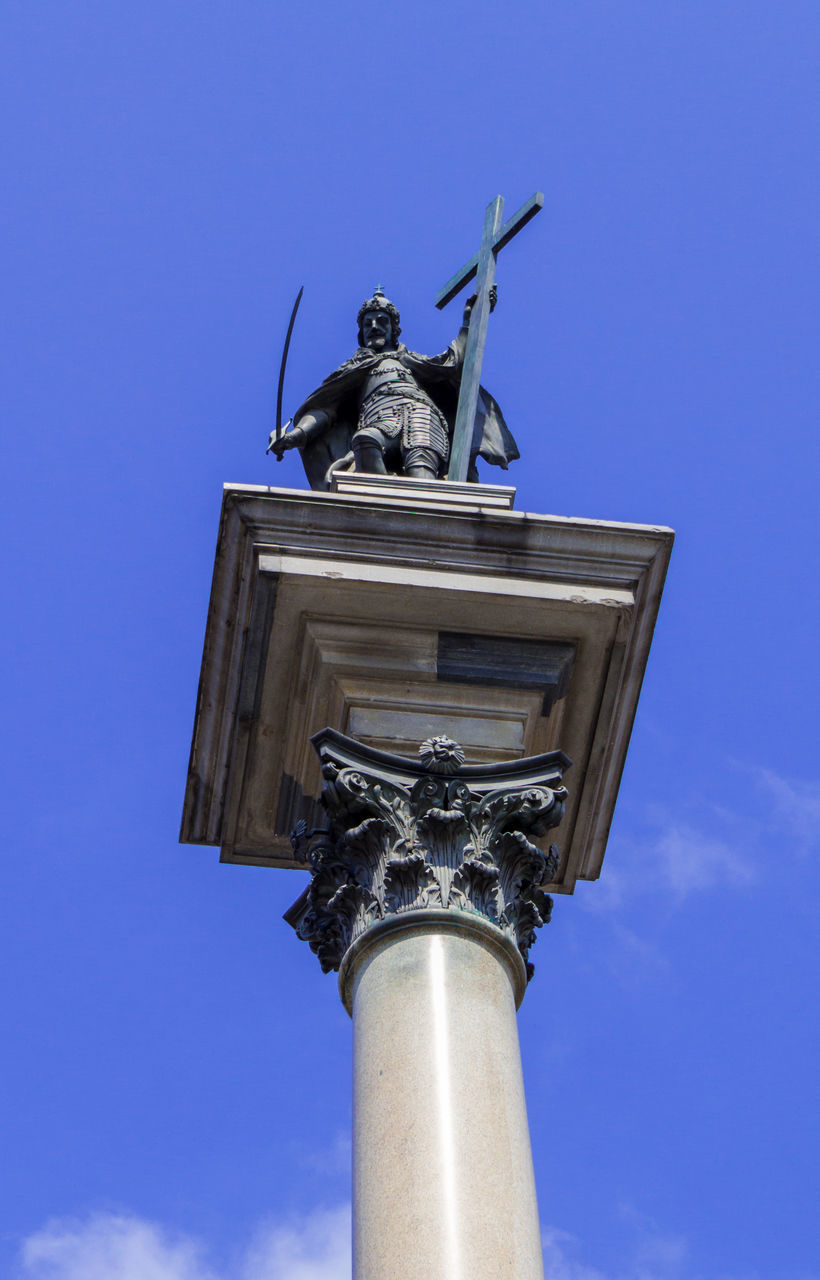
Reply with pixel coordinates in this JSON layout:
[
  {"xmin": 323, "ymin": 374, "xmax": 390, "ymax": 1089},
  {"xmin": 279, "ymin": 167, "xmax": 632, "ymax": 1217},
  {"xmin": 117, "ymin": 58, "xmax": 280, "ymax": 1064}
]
[{"xmin": 435, "ymin": 191, "xmax": 544, "ymax": 483}]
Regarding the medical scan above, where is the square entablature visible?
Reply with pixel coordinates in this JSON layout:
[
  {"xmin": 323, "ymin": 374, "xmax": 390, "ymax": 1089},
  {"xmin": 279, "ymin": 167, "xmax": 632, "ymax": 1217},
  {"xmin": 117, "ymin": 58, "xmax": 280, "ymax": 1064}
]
[{"xmin": 180, "ymin": 477, "xmax": 673, "ymax": 894}]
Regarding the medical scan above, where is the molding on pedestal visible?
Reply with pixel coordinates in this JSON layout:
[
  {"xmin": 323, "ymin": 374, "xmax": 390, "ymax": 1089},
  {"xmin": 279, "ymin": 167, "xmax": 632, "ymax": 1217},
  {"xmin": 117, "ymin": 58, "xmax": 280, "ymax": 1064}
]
[
  {"xmin": 331, "ymin": 471, "xmax": 516, "ymax": 510},
  {"xmin": 284, "ymin": 729, "xmax": 568, "ymax": 991}
]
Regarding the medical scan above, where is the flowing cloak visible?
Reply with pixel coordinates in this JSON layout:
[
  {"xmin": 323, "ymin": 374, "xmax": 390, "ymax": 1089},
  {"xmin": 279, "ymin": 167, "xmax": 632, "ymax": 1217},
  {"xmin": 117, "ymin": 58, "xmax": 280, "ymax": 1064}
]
[{"xmin": 290, "ymin": 338, "xmax": 519, "ymax": 491}]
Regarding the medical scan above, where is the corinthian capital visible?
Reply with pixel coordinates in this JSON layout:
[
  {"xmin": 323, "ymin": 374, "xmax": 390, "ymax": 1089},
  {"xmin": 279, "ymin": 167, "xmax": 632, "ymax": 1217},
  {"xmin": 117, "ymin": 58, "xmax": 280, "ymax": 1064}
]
[{"xmin": 284, "ymin": 730, "xmax": 570, "ymax": 982}]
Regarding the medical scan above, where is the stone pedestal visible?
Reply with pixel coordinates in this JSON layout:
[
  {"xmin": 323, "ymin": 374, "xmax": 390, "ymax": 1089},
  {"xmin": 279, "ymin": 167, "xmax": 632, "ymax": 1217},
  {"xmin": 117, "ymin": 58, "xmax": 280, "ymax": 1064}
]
[
  {"xmin": 180, "ymin": 479, "xmax": 673, "ymax": 898},
  {"xmin": 285, "ymin": 728, "xmax": 568, "ymax": 1280}
]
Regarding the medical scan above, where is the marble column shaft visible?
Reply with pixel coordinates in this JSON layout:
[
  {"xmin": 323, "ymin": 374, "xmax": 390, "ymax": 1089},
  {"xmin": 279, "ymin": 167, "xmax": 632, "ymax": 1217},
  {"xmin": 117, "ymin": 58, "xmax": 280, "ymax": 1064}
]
[{"xmin": 345, "ymin": 913, "xmax": 544, "ymax": 1279}]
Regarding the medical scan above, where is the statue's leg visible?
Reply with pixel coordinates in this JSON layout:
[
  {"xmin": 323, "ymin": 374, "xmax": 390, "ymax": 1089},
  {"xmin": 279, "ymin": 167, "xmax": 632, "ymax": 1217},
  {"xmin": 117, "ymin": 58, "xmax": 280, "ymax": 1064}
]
[
  {"xmin": 352, "ymin": 429, "xmax": 388, "ymax": 475},
  {"xmin": 403, "ymin": 445, "xmax": 440, "ymax": 481},
  {"xmin": 402, "ymin": 404, "xmax": 447, "ymax": 480}
]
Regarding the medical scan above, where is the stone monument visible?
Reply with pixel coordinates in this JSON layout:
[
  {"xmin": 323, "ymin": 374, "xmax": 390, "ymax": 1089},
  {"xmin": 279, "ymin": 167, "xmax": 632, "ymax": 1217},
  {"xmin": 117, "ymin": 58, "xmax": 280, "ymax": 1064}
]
[{"xmin": 181, "ymin": 193, "xmax": 674, "ymax": 1279}]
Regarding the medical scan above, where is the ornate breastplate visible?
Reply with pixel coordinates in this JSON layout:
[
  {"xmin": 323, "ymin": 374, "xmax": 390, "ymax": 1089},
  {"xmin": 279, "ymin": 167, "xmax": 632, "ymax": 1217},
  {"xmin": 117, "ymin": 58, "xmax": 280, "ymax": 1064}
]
[{"xmin": 361, "ymin": 357, "xmax": 412, "ymax": 398}]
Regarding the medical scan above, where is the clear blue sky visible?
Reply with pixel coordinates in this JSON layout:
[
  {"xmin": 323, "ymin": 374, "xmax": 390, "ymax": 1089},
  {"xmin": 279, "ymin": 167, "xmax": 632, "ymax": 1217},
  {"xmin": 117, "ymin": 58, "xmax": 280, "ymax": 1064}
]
[{"xmin": 2, "ymin": 3, "xmax": 819, "ymax": 1277}]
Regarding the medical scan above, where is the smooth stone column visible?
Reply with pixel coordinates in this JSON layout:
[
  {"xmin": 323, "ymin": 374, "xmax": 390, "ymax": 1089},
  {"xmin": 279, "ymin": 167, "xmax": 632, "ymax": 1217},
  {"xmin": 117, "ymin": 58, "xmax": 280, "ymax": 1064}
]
[{"xmin": 341, "ymin": 911, "xmax": 545, "ymax": 1280}]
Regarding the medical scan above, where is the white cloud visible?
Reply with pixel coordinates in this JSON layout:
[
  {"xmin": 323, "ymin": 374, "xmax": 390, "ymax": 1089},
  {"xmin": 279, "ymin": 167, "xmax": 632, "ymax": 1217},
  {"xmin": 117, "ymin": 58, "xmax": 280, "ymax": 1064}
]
[
  {"xmin": 540, "ymin": 1210, "xmax": 818, "ymax": 1280},
  {"xmin": 541, "ymin": 1225, "xmax": 610, "ymax": 1279},
  {"xmin": 755, "ymin": 768, "xmax": 820, "ymax": 853},
  {"xmin": 243, "ymin": 1207, "xmax": 351, "ymax": 1280},
  {"xmin": 652, "ymin": 823, "xmax": 755, "ymax": 899},
  {"xmin": 297, "ymin": 1129, "xmax": 352, "ymax": 1178},
  {"xmin": 582, "ymin": 763, "xmax": 820, "ymax": 921},
  {"xmin": 541, "ymin": 1219, "xmax": 690, "ymax": 1280},
  {"xmin": 16, "ymin": 1214, "xmax": 218, "ymax": 1280},
  {"xmin": 618, "ymin": 1202, "xmax": 689, "ymax": 1279},
  {"xmin": 15, "ymin": 1207, "xmax": 351, "ymax": 1280},
  {"xmin": 581, "ymin": 821, "xmax": 755, "ymax": 913},
  {"xmin": 542, "ymin": 1216, "xmax": 691, "ymax": 1280}
]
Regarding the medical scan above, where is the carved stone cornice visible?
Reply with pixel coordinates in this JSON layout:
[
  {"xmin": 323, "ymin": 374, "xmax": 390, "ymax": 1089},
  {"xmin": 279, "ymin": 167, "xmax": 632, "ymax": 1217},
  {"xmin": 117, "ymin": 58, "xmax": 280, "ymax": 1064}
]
[{"xmin": 284, "ymin": 729, "xmax": 570, "ymax": 982}]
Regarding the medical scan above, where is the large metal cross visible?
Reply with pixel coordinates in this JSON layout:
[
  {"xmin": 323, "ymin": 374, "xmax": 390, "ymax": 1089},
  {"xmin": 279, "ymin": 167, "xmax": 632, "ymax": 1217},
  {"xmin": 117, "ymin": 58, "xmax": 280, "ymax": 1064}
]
[{"xmin": 435, "ymin": 191, "xmax": 544, "ymax": 483}]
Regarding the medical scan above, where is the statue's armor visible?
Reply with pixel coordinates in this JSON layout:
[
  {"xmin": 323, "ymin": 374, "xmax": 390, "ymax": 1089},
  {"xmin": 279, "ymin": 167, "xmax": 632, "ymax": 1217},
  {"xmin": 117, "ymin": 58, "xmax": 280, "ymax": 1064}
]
[{"xmin": 358, "ymin": 358, "xmax": 449, "ymax": 461}]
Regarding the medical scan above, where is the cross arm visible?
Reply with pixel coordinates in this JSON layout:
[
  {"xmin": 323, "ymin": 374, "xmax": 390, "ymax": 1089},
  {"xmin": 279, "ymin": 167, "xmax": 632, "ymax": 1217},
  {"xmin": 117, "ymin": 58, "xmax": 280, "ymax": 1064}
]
[{"xmin": 434, "ymin": 191, "xmax": 545, "ymax": 310}]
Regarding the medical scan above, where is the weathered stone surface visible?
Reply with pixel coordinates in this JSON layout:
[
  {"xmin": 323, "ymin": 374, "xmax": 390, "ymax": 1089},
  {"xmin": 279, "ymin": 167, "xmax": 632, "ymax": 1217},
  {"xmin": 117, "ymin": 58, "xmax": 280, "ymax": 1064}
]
[
  {"xmin": 437, "ymin": 631, "xmax": 575, "ymax": 715},
  {"xmin": 180, "ymin": 481, "xmax": 673, "ymax": 892}
]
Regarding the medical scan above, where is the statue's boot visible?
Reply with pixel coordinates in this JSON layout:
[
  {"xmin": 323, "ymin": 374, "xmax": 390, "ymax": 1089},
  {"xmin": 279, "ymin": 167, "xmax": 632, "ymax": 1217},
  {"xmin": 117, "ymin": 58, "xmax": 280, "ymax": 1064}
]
[
  {"xmin": 404, "ymin": 463, "xmax": 438, "ymax": 480},
  {"xmin": 353, "ymin": 440, "xmax": 388, "ymax": 474}
]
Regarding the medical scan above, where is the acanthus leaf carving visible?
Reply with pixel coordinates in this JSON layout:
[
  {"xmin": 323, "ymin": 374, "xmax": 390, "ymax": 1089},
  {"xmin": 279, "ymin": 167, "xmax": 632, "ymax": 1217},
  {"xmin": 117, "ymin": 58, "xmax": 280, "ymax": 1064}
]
[
  {"xmin": 449, "ymin": 853, "xmax": 500, "ymax": 919},
  {"xmin": 384, "ymin": 849, "xmax": 441, "ymax": 914},
  {"xmin": 285, "ymin": 731, "xmax": 569, "ymax": 980}
]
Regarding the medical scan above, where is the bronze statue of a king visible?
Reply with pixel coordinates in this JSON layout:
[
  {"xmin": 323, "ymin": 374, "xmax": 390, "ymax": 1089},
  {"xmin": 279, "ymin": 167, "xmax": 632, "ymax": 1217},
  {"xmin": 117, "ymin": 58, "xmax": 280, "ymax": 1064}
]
[{"xmin": 269, "ymin": 287, "xmax": 519, "ymax": 490}]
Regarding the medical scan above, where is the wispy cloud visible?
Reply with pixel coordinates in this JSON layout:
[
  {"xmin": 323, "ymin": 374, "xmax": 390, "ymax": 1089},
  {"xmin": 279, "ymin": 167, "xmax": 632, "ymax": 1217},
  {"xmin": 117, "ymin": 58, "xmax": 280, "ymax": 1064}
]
[
  {"xmin": 14, "ymin": 1207, "xmax": 351, "ymax": 1280},
  {"xmin": 16, "ymin": 1213, "xmax": 218, "ymax": 1280},
  {"xmin": 618, "ymin": 1202, "xmax": 689, "ymax": 1279},
  {"xmin": 540, "ymin": 1214, "xmax": 779, "ymax": 1280},
  {"xmin": 582, "ymin": 761, "xmax": 819, "ymax": 917},
  {"xmin": 754, "ymin": 767, "xmax": 820, "ymax": 854},
  {"xmin": 243, "ymin": 1207, "xmax": 350, "ymax": 1280},
  {"xmin": 543, "ymin": 1201, "xmax": 820, "ymax": 1280},
  {"xmin": 581, "ymin": 821, "xmax": 755, "ymax": 914},
  {"xmin": 651, "ymin": 823, "xmax": 756, "ymax": 898},
  {"xmin": 296, "ymin": 1129, "xmax": 351, "ymax": 1178},
  {"xmin": 541, "ymin": 1224, "xmax": 610, "ymax": 1279},
  {"xmin": 541, "ymin": 1212, "xmax": 691, "ymax": 1280},
  {"xmin": 571, "ymin": 809, "xmax": 759, "ymax": 977}
]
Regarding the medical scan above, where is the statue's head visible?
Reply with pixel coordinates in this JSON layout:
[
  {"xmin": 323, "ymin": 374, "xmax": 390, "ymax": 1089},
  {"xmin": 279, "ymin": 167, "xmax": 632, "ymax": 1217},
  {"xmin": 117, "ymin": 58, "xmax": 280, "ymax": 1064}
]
[{"xmin": 357, "ymin": 287, "xmax": 401, "ymax": 350}]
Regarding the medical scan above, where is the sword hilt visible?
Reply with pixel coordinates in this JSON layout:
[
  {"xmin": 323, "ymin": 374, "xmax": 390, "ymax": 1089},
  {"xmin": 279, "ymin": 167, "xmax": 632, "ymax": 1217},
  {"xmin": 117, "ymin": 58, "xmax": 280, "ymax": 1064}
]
[{"xmin": 267, "ymin": 418, "xmax": 293, "ymax": 457}]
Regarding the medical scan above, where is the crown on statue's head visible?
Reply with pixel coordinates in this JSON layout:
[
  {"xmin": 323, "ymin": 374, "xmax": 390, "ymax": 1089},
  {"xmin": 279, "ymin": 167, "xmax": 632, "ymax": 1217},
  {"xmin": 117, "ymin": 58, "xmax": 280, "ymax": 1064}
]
[{"xmin": 357, "ymin": 286, "xmax": 401, "ymax": 344}]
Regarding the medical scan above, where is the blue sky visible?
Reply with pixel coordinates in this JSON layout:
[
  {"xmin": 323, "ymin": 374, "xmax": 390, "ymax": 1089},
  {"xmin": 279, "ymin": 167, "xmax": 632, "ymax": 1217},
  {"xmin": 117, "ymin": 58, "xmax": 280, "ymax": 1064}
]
[{"xmin": 2, "ymin": 2, "xmax": 819, "ymax": 1277}]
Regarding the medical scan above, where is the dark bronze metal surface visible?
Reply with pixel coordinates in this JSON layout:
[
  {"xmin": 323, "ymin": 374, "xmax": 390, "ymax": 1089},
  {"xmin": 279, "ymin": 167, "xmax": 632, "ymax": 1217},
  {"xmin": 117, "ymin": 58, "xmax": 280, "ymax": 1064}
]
[
  {"xmin": 269, "ymin": 282, "xmax": 518, "ymax": 488},
  {"xmin": 267, "ymin": 284, "xmax": 303, "ymax": 457},
  {"xmin": 284, "ymin": 729, "xmax": 570, "ymax": 980}
]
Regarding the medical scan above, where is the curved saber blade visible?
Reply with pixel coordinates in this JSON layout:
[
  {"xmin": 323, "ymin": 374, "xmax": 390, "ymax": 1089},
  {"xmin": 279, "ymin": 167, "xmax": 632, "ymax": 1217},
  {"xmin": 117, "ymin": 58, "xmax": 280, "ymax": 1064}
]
[{"xmin": 271, "ymin": 285, "xmax": 304, "ymax": 457}]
